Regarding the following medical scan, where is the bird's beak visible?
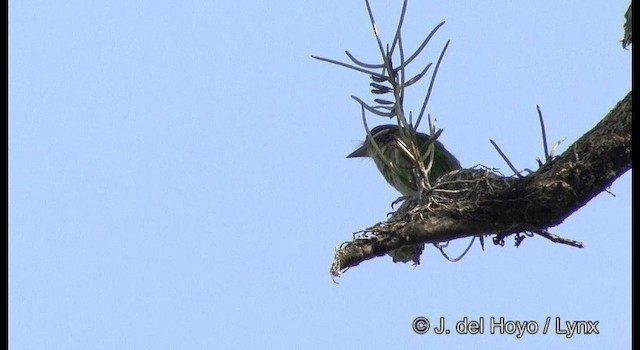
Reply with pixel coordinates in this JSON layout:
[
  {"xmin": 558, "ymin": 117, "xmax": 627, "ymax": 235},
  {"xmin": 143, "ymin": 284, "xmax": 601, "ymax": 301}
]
[{"xmin": 346, "ymin": 144, "xmax": 369, "ymax": 158}]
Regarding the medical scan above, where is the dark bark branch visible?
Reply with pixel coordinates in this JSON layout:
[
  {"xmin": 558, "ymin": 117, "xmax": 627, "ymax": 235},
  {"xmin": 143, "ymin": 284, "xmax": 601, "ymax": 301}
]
[{"xmin": 332, "ymin": 91, "xmax": 632, "ymax": 276}]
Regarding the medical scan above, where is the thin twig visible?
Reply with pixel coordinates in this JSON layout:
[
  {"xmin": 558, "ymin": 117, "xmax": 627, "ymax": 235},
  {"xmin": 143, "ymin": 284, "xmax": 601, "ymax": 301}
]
[
  {"xmin": 537, "ymin": 105, "xmax": 550, "ymax": 162},
  {"xmin": 389, "ymin": 0, "xmax": 409, "ymax": 55},
  {"xmin": 549, "ymin": 137, "xmax": 567, "ymax": 158},
  {"xmin": 490, "ymin": 139, "xmax": 523, "ymax": 177},
  {"xmin": 435, "ymin": 236, "xmax": 477, "ymax": 262},
  {"xmin": 402, "ymin": 62, "xmax": 433, "ymax": 89},
  {"xmin": 414, "ymin": 40, "xmax": 449, "ymax": 129},
  {"xmin": 352, "ymin": 96, "xmax": 396, "ymax": 117},
  {"xmin": 533, "ymin": 230, "xmax": 584, "ymax": 248},
  {"xmin": 394, "ymin": 21, "xmax": 446, "ymax": 72},
  {"xmin": 311, "ymin": 55, "xmax": 386, "ymax": 78},
  {"xmin": 345, "ymin": 51, "xmax": 385, "ymax": 69},
  {"xmin": 364, "ymin": 0, "xmax": 387, "ymax": 70}
]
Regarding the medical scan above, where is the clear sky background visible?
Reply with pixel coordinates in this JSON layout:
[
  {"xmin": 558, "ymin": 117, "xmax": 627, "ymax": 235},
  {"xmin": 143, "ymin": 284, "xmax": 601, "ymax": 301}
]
[{"xmin": 9, "ymin": 1, "xmax": 631, "ymax": 349}]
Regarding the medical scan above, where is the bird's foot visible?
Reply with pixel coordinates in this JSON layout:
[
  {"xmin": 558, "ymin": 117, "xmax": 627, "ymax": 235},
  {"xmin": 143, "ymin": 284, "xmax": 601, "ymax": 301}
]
[{"xmin": 391, "ymin": 195, "xmax": 408, "ymax": 209}]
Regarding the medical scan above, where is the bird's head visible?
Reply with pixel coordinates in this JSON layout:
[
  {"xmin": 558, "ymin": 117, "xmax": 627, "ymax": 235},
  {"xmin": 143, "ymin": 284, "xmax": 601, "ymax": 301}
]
[
  {"xmin": 346, "ymin": 124, "xmax": 401, "ymax": 159},
  {"xmin": 346, "ymin": 124, "xmax": 462, "ymax": 196}
]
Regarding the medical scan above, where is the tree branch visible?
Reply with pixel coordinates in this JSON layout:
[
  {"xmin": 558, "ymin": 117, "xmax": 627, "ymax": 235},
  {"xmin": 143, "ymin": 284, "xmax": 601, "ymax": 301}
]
[{"xmin": 332, "ymin": 91, "xmax": 632, "ymax": 276}]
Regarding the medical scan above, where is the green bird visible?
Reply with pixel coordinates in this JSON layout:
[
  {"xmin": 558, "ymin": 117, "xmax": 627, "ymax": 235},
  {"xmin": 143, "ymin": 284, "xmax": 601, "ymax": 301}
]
[
  {"xmin": 347, "ymin": 124, "xmax": 462, "ymax": 195},
  {"xmin": 347, "ymin": 124, "xmax": 466, "ymax": 263}
]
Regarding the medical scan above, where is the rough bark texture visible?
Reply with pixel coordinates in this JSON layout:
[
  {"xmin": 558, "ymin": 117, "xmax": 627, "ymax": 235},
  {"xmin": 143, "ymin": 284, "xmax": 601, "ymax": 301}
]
[{"xmin": 332, "ymin": 91, "xmax": 632, "ymax": 276}]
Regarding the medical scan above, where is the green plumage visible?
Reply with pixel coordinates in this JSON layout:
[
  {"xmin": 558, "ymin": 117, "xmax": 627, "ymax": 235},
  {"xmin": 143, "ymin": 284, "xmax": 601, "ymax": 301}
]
[{"xmin": 347, "ymin": 124, "xmax": 461, "ymax": 196}]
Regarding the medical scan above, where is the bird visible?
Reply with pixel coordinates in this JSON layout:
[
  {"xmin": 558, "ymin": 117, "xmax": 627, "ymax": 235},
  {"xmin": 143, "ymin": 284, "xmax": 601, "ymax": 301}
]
[
  {"xmin": 347, "ymin": 124, "xmax": 467, "ymax": 263},
  {"xmin": 346, "ymin": 124, "xmax": 462, "ymax": 196}
]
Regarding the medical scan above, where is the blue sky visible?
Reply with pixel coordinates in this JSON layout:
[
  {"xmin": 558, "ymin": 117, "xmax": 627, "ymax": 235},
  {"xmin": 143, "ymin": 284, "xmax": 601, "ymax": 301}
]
[{"xmin": 9, "ymin": 1, "xmax": 631, "ymax": 349}]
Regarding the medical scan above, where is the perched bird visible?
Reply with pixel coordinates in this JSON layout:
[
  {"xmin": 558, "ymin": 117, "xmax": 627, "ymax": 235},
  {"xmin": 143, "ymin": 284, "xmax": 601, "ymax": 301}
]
[
  {"xmin": 347, "ymin": 124, "xmax": 462, "ymax": 195},
  {"xmin": 347, "ymin": 124, "xmax": 465, "ymax": 263}
]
